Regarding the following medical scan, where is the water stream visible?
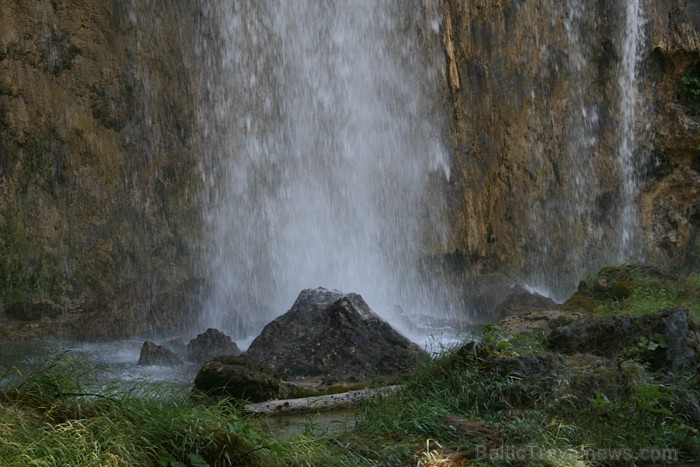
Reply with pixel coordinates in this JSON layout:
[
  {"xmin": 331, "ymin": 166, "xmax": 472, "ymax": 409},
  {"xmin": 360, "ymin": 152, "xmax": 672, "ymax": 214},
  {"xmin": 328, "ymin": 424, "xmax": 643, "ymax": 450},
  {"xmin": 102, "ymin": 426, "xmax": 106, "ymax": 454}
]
[{"xmin": 617, "ymin": 0, "xmax": 647, "ymax": 262}]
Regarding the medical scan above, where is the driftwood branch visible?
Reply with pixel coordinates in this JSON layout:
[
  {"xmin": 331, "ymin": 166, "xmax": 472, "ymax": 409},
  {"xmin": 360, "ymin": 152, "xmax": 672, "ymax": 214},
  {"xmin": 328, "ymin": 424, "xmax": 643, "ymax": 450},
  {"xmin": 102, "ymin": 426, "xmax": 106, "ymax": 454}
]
[{"xmin": 244, "ymin": 385, "xmax": 401, "ymax": 416}]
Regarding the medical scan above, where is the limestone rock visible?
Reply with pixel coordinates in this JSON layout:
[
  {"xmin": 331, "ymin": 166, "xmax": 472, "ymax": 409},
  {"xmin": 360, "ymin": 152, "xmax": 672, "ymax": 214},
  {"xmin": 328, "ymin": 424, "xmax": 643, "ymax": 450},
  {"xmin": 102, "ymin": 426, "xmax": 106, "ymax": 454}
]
[
  {"xmin": 441, "ymin": 0, "xmax": 700, "ymax": 296},
  {"xmin": 137, "ymin": 341, "xmax": 183, "ymax": 366},
  {"xmin": 548, "ymin": 308, "xmax": 699, "ymax": 372},
  {"xmin": 79, "ymin": 278, "xmax": 207, "ymax": 340},
  {"xmin": 193, "ymin": 355, "xmax": 284, "ymax": 402},
  {"xmin": 493, "ymin": 290, "xmax": 558, "ymax": 320},
  {"xmin": 0, "ymin": 0, "xmax": 203, "ymax": 324},
  {"xmin": 244, "ymin": 288, "xmax": 426, "ymax": 380},
  {"xmin": 187, "ymin": 328, "xmax": 241, "ymax": 364}
]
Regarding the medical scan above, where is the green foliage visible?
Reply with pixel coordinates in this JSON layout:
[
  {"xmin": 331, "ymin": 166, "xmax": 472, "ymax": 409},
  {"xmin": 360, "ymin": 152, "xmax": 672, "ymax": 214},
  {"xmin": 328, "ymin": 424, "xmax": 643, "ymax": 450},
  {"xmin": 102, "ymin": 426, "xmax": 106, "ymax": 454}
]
[
  {"xmin": 681, "ymin": 75, "xmax": 700, "ymax": 100},
  {"xmin": 0, "ymin": 355, "xmax": 269, "ymax": 466},
  {"xmin": 637, "ymin": 334, "xmax": 668, "ymax": 352},
  {"xmin": 0, "ymin": 354, "xmax": 375, "ymax": 466},
  {"xmin": 588, "ymin": 265, "xmax": 700, "ymax": 317}
]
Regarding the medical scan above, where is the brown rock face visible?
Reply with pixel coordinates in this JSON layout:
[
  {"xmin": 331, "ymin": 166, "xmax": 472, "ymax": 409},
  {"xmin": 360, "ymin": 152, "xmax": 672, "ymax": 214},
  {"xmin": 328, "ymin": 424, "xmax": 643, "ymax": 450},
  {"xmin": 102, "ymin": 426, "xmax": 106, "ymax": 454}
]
[
  {"xmin": 440, "ymin": 0, "xmax": 700, "ymax": 300},
  {"xmin": 640, "ymin": 2, "xmax": 700, "ymax": 270},
  {"xmin": 1, "ymin": 0, "xmax": 698, "ymax": 333},
  {"xmin": 0, "ymin": 1, "xmax": 204, "ymax": 320}
]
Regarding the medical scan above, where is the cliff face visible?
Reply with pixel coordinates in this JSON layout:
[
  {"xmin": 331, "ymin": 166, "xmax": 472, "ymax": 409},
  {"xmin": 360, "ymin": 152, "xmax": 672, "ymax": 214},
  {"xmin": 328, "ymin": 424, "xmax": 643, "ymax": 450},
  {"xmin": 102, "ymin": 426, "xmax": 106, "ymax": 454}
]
[
  {"xmin": 641, "ymin": 1, "xmax": 700, "ymax": 270},
  {"xmin": 441, "ymin": 0, "xmax": 700, "ymax": 297},
  {"xmin": 0, "ymin": 1, "xmax": 698, "ymax": 333},
  {"xmin": 0, "ymin": 1, "xmax": 204, "ymax": 318}
]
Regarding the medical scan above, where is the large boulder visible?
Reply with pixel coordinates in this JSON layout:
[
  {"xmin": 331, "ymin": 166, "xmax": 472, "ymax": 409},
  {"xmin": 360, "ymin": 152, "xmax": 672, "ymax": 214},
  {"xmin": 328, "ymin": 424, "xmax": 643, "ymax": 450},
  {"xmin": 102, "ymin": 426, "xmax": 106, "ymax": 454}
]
[
  {"xmin": 187, "ymin": 328, "xmax": 241, "ymax": 363},
  {"xmin": 193, "ymin": 355, "xmax": 285, "ymax": 402},
  {"xmin": 244, "ymin": 288, "xmax": 427, "ymax": 381}
]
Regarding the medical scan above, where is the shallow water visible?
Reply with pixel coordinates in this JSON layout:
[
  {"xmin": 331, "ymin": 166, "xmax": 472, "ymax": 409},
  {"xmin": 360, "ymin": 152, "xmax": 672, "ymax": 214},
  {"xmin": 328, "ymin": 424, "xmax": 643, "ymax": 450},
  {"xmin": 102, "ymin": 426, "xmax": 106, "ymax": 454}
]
[
  {"xmin": 0, "ymin": 324, "xmax": 471, "ymax": 390},
  {"xmin": 0, "ymin": 330, "xmax": 470, "ymax": 438},
  {"xmin": 0, "ymin": 338, "xmax": 199, "ymax": 392}
]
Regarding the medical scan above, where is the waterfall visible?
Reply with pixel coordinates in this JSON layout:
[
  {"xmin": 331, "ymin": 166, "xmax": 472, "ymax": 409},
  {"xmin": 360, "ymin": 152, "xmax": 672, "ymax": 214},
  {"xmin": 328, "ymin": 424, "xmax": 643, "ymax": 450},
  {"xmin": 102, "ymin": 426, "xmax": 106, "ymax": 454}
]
[
  {"xmin": 522, "ymin": 0, "xmax": 649, "ymax": 299},
  {"xmin": 197, "ymin": 1, "xmax": 454, "ymax": 338},
  {"xmin": 617, "ymin": 0, "xmax": 647, "ymax": 262}
]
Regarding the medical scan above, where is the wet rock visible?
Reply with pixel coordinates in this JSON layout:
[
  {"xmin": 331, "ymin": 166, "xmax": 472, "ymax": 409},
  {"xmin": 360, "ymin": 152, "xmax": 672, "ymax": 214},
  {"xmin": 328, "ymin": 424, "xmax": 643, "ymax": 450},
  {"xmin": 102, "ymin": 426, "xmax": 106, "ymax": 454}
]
[
  {"xmin": 79, "ymin": 278, "xmax": 207, "ymax": 340},
  {"xmin": 548, "ymin": 308, "xmax": 699, "ymax": 372},
  {"xmin": 244, "ymin": 288, "xmax": 426, "ymax": 380},
  {"xmin": 187, "ymin": 328, "xmax": 241, "ymax": 363},
  {"xmin": 150, "ymin": 278, "xmax": 208, "ymax": 337},
  {"xmin": 465, "ymin": 273, "xmax": 524, "ymax": 318},
  {"xmin": 163, "ymin": 336, "xmax": 187, "ymax": 356},
  {"xmin": 5, "ymin": 302, "xmax": 62, "ymax": 321},
  {"xmin": 493, "ymin": 290, "xmax": 557, "ymax": 320},
  {"xmin": 498, "ymin": 309, "xmax": 586, "ymax": 336},
  {"xmin": 137, "ymin": 341, "xmax": 183, "ymax": 366},
  {"xmin": 193, "ymin": 355, "xmax": 285, "ymax": 402}
]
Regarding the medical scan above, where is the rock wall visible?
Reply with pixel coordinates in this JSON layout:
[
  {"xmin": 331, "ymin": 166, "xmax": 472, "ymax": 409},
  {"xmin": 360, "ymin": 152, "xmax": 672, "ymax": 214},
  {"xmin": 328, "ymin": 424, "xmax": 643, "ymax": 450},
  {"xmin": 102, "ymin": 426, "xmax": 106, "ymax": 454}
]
[
  {"xmin": 0, "ymin": 0, "xmax": 204, "ymax": 319},
  {"xmin": 641, "ymin": 1, "xmax": 700, "ymax": 270},
  {"xmin": 440, "ymin": 0, "xmax": 700, "ymax": 299},
  {"xmin": 0, "ymin": 0, "xmax": 698, "ymax": 332}
]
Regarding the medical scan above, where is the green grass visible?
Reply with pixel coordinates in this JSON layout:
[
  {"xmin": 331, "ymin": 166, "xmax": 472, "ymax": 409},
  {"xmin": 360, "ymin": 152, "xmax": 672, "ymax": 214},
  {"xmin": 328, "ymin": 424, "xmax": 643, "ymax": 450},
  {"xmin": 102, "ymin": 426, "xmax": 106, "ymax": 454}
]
[
  {"xmin": 2, "ymin": 345, "xmax": 698, "ymax": 466},
  {"xmin": 587, "ymin": 266, "xmax": 700, "ymax": 317},
  {"xmin": 1, "ymin": 266, "xmax": 699, "ymax": 466},
  {"xmin": 0, "ymin": 355, "xmax": 374, "ymax": 466}
]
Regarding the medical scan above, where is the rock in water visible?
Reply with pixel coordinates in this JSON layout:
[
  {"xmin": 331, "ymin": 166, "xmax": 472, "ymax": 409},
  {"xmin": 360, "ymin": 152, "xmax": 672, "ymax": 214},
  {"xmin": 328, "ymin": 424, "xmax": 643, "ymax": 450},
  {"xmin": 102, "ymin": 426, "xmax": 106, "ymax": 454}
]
[
  {"xmin": 187, "ymin": 328, "xmax": 241, "ymax": 363},
  {"xmin": 138, "ymin": 341, "xmax": 183, "ymax": 366},
  {"xmin": 244, "ymin": 288, "xmax": 426, "ymax": 380}
]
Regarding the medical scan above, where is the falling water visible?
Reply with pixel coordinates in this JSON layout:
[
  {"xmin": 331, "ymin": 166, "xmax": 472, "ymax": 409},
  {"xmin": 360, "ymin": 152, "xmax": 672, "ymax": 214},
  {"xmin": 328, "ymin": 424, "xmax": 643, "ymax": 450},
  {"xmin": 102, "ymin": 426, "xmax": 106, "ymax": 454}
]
[
  {"xmin": 197, "ymin": 1, "xmax": 453, "ymax": 338},
  {"xmin": 617, "ymin": 0, "xmax": 647, "ymax": 262},
  {"xmin": 523, "ymin": 0, "xmax": 648, "ymax": 299}
]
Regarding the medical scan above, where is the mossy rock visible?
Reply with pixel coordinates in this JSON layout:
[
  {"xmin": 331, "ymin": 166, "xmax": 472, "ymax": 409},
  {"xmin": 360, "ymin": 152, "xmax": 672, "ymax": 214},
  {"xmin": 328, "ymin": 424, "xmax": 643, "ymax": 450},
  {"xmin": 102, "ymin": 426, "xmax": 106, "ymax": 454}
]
[
  {"xmin": 562, "ymin": 292, "xmax": 598, "ymax": 312},
  {"xmin": 609, "ymin": 280, "xmax": 634, "ymax": 300}
]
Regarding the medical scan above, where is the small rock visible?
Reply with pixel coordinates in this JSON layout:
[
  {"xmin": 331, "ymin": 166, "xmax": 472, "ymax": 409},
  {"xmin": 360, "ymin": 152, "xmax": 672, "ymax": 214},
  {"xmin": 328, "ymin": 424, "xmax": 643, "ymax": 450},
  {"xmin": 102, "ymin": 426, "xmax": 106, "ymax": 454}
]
[
  {"xmin": 493, "ymin": 290, "xmax": 557, "ymax": 320},
  {"xmin": 138, "ymin": 341, "xmax": 183, "ymax": 366}
]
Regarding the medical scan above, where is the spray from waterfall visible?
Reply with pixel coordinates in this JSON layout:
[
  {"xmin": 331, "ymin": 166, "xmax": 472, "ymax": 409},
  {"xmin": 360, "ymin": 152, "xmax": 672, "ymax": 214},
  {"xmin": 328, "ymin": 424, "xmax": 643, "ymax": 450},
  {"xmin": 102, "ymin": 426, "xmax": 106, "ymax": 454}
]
[{"xmin": 197, "ymin": 1, "xmax": 456, "ymax": 339}]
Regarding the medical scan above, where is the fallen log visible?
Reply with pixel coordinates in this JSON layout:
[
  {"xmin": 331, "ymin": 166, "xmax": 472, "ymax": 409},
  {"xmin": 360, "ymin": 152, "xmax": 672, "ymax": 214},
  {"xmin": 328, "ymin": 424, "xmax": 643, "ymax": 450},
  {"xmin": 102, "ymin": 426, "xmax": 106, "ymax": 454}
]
[{"xmin": 244, "ymin": 385, "xmax": 401, "ymax": 416}]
